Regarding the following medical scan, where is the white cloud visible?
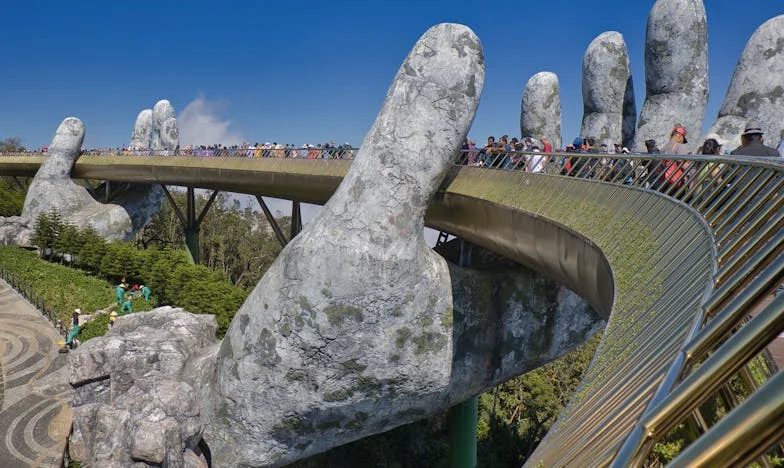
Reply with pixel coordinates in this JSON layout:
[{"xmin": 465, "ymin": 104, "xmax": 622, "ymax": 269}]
[{"xmin": 178, "ymin": 95, "xmax": 245, "ymax": 147}]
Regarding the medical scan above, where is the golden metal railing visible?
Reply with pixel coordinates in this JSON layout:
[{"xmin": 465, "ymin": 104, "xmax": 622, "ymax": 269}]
[{"xmin": 461, "ymin": 151, "xmax": 783, "ymax": 467}]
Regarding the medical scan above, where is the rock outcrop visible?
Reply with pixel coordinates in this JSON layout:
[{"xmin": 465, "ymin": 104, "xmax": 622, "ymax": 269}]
[
  {"xmin": 634, "ymin": 0, "xmax": 708, "ymax": 151},
  {"xmin": 68, "ymin": 308, "xmax": 218, "ymax": 467},
  {"xmin": 705, "ymin": 15, "xmax": 784, "ymax": 150},
  {"xmin": 520, "ymin": 72, "xmax": 562, "ymax": 149},
  {"xmin": 581, "ymin": 32, "xmax": 636, "ymax": 148},
  {"xmin": 0, "ymin": 216, "xmax": 33, "ymax": 246}
]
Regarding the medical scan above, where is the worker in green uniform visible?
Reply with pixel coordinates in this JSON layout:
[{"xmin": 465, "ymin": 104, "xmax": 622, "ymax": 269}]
[
  {"xmin": 120, "ymin": 295, "xmax": 133, "ymax": 315},
  {"xmin": 66, "ymin": 308, "xmax": 80, "ymax": 348},
  {"xmin": 140, "ymin": 284, "xmax": 151, "ymax": 301},
  {"xmin": 115, "ymin": 283, "xmax": 125, "ymax": 304}
]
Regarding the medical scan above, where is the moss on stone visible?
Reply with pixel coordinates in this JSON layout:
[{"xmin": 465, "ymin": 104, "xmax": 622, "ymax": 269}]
[
  {"xmin": 355, "ymin": 376, "xmax": 383, "ymax": 393},
  {"xmin": 396, "ymin": 328, "xmax": 412, "ymax": 348},
  {"xmin": 412, "ymin": 331, "xmax": 448, "ymax": 355},
  {"xmin": 279, "ymin": 319, "xmax": 292, "ymax": 337},
  {"xmin": 420, "ymin": 316, "xmax": 433, "ymax": 327},
  {"xmin": 254, "ymin": 328, "xmax": 281, "ymax": 365},
  {"xmin": 276, "ymin": 417, "xmax": 303, "ymax": 433},
  {"xmin": 323, "ymin": 389, "xmax": 353, "ymax": 402},
  {"xmin": 298, "ymin": 295, "xmax": 313, "ymax": 313},
  {"xmin": 285, "ymin": 368, "xmax": 309, "ymax": 382},
  {"xmin": 440, "ymin": 308, "xmax": 454, "ymax": 328},
  {"xmin": 341, "ymin": 359, "xmax": 367, "ymax": 373},
  {"xmin": 324, "ymin": 303, "xmax": 363, "ymax": 326},
  {"xmin": 294, "ymin": 315, "xmax": 305, "ymax": 328}
]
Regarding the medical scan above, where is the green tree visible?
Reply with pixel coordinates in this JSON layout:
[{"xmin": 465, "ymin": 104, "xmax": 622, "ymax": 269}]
[
  {"xmin": 99, "ymin": 242, "xmax": 140, "ymax": 282},
  {"xmin": 147, "ymin": 249, "xmax": 191, "ymax": 303},
  {"xmin": 31, "ymin": 211, "xmax": 64, "ymax": 259},
  {"xmin": 54, "ymin": 222, "xmax": 81, "ymax": 265},
  {"xmin": 0, "ymin": 177, "xmax": 27, "ymax": 216},
  {"xmin": 78, "ymin": 227, "xmax": 108, "ymax": 272},
  {"xmin": 135, "ymin": 191, "xmax": 282, "ymax": 288}
]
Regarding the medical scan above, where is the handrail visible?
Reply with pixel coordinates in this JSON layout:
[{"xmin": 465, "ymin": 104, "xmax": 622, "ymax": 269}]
[{"xmin": 1, "ymin": 149, "xmax": 782, "ymax": 466}]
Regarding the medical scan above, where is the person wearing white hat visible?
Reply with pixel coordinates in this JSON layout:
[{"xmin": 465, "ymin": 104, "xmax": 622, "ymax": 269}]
[
  {"xmin": 731, "ymin": 120, "xmax": 780, "ymax": 157},
  {"xmin": 66, "ymin": 308, "xmax": 81, "ymax": 349}
]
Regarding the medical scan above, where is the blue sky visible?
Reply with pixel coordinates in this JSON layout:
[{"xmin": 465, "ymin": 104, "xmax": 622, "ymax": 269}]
[{"xmin": 2, "ymin": 1, "xmax": 782, "ymax": 150}]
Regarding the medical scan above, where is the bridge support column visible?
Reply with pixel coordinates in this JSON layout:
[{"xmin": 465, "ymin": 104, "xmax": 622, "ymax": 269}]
[
  {"xmin": 255, "ymin": 196, "xmax": 289, "ymax": 248},
  {"xmin": 184, "ymin": 227, "xmax": 200, "ymax": 264},
  {"xmin": 290, "ymin": 201, "xmax": 302, "ymax": 239},
  {"xmin": 160, "ymin": 186, "xmax": 220, "ymax": 265},
  {"xmin": 450, "ymin": 395, "xmax": 478, "ymax": 468},
  {"xmin": 450, "ymin": 240, "xmax": 477, "ymax": 468}
]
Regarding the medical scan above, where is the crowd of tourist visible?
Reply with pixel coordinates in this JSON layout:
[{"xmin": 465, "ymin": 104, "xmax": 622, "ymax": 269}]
[
  {"xmin": 459, "ymin": 119, "xmax": 780, "ymax": 174},
  {"xmin": 80, "ymin": 140, "xmax": 357, "ymax": 159},
  {"xmin": 10, "ymin": 119, "xmax": 782, "ymax": 165}
]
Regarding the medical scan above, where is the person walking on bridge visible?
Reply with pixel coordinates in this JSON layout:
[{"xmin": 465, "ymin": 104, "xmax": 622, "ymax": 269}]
[{"xmin": 731, "ymin": 120, "xmax": 780, "ymax": 157}]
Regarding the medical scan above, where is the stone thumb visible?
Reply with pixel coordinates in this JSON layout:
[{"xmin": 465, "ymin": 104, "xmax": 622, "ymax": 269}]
[{"xmin": 37, "ymin": 117, "xmax": 85, "ymax": 179}]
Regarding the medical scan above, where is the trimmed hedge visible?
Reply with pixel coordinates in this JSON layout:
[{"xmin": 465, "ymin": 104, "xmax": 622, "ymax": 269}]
[
  {"xmin": 0, "ymin": 246, "xmax": 114, "ymax": 324},
  {"xmin": 25, "ymin": 212, "xmax": 248, "ymax": 337}
]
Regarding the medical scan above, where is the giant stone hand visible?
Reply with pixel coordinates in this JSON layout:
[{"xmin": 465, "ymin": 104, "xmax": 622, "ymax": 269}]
[
  {"xmin": 21, "ymin": 101, "xmax": 178, "ymax": 240},
  {"xmin": 205, "ymin": 23, "xmax": 485, "ymax": 467}
]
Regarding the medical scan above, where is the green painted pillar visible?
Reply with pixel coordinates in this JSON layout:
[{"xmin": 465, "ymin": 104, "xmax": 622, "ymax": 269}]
[
  {"xmin": 450, "ymin": 397, "xmax": 478, "ymax": 468},
  {"xmin": 451, "ymin": 238, "xmax": 477, "ymax": 468},
  {"xmin": 185, "ymin": 227, "xmax": 200, "ymax": 264}
]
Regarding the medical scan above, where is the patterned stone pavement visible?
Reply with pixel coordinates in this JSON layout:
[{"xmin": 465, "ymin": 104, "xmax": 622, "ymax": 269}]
[{"xmin": 0, "ymin": 279, "xmax": 72, "ymax": 468}]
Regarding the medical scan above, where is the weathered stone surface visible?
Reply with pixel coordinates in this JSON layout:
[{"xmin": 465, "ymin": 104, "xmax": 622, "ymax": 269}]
[
  {"xmin": 152, "ymin": 100, "xmax": 179, "ymax": 151},
  {"xmin": 520, "ymin": 72, "xmax": 562, "ymax": 150},
  {"xmin": 21, "ymin": 118, "xmax": 134, "ymax": 240},
  {"xmin": 206, "ymin": 23, "xmax": 485, "ymax": 467},
  {"xmin": 581, "ymin": 32, "xmax": 636, "ymax": 148},
  {"xmin": 634, "ymin": 0, "xmax": 708, "ymax": 151},
  {"xmin": 705, "ymin": 15, "xmax": 784, "ymax": 150},
  {"xmin": 19, "ymin": 109, "xmax": 171, "ymax": 241},
  {"xmin": 130, "ymin": 109, "xmax": 153, "ymax": 151},
  {"xmin": 68, "ymin": 308, "xmax": 217, "ymax": 467},
  {"xmin": 447, "ymin": 263, "xmax": 603, "ymax": 401},
  {"xmin": 0, "ymin": 216, "xmax": 33, "ymax": 246}
]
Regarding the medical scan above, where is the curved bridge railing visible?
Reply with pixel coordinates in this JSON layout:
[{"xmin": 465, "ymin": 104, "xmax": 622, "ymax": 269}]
[{"xmin": 1, "ymin": 150, "xmax": 783, "ymax": 466}]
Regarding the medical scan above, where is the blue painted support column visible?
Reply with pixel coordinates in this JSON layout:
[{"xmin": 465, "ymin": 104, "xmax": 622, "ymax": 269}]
[{"xmin": 450, "ymin": 239, "xmax": 477, "ymax": 468}]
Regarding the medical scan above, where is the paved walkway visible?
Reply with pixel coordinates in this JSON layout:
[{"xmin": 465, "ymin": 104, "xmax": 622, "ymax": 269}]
[{"xmin": 0, "ymin": 279, "xmax": 72, "ymax": 468}]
